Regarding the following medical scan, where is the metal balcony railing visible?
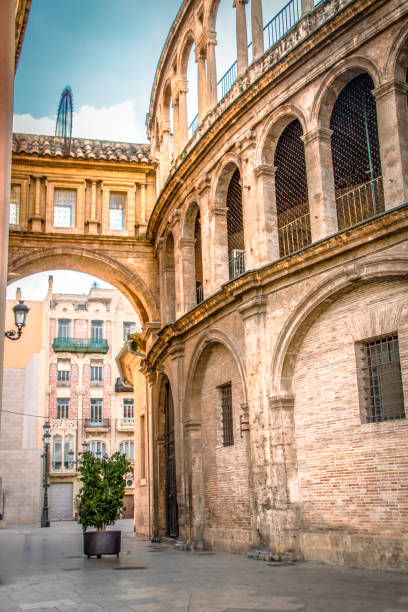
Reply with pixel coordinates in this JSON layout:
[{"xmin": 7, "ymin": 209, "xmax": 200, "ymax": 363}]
[
  {"xmin": 278, "ymin": 212, "xmax": 311, "ymax": 257},
  {"xmin": 52, "ymin": 337, "xmax": 109, "ymax": 354},
  {"xmin": 196, "ymin": 283, "xmax": 204, "ymax": 305},
  {"xmin": 217, "ymin": 0, "xmax": 303, "ymax": 102},
  {"xmin": 188, "ymin": 114, "xmax": 199, "ymax": 140},
  {"xmin": 336, "ymin": 176, "xmax": 385, "ymax": 231},
  {"xmin": 228, "ymin": 250, "xmax": 245, "ymax": 280},
  {"xmin": 84, "ymin": 418, "xmax": 110, "ymax": 429}
]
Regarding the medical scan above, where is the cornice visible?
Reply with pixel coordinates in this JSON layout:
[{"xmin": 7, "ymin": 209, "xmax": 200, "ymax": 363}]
[
  {"xmin": 12, "ymin": 154, "xmax": 154, "ymax": 175},
  {"xmin": 8, "ymin": 229, "xmax": 153, "ymax": 249},
  {"xmin": 145, "ymin": 203, "xmax": 408, "ymax": 370}
]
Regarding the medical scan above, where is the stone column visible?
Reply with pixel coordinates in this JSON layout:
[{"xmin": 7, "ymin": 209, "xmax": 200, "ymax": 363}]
[
  {"xmin": 268, "ymin": 396, "xmax": 301, "ymax": 556},
  {"xmin": 29, "ymin": 175, "xmax": 44, "ymax": 231},
  {"xmin": 209, "ymin": 206, "xmax": 229, "ymax": 292},
  {"xmin": 196, "ymin": 47, "xmax": 207, "ymax": 122},
  {"xmin": 234, "ymin": 0, "xmax": 249, "ymax": 77},
  {"xmin": 178, "ymin": 87, "xmax": 188, "ymax": 150},
  {"xmin": 238, "ymin": 294, "xmax": 268, "ymax": 550},
  {"xmin": 183, "ymin": 419, "xmax": 204, "ymax": 548},
  {"xmin": 173, "ymin": 96, "xmax": 180, "ymax": 158},
  {"xmin": 160, "ymin": 123, "xmax": 171, "ymax": 184},
  {"xmin": 302, "ymin": 127, "xmax": 338, "ymax": 241},
  {"xmin": 301, "ymin": 0, "xmax": 314, "ymax": 13},
  {"xmin": 85, "ymin": 180, "xmax": 99, "ymax": 234},
  {"xmin": 251, "ymin": 0, "xmax": 264, "ymax": 61},
  {"xmin": 206, "ymin": 30, "xmax": 218, "ymax": 110},
  {"xmin": 180, "ymin": 237, "xmax": 196, "ymax": 313},
  {"xmin": 254, "ymin": 164, "xmax": 280, "ymax": 264},
  {"xmin": 373, "ymin": 80, "xmax": 408, "ymax": 210}
]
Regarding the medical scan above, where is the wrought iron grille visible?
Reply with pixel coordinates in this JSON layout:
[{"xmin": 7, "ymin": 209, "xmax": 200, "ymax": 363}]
[
  {"xmin": 330, "ymin": 74, "xmax": 384, "ymax": 230},
  {"xmin": 221, "ymin": 383, "xmax": 234, "ymax": 446},
  {"xmin": 188, "ymin": 114, "xmax": 199, "ymax": 140},
  {"xmin": 227, "ymin": 169, "xmax": 245, "ymax": 279},
  {"xmin": 275, "ymin": 119, "xmax": 311, "ymax": 256},
  {"xmin": 195, "ymin": 212, "xmax": 203, "ymax": 302},
  {"xmin": 360, "ymin": 335, "xmax": 405, "ymax": 423}
]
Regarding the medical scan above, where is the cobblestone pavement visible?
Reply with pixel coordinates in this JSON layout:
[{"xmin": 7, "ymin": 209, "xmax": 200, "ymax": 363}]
[{"xmin": 0, "ymin": 520, "xmax": 407, "ymax": 612}]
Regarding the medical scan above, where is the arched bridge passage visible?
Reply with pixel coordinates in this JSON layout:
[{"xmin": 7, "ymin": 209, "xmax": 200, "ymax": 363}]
[{"xmin": 7, "ymin": 238, "xmax": 160, "ymax": 325}]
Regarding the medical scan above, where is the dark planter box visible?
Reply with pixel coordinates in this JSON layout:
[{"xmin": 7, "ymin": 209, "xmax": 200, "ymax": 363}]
[{"xmin": 83, "ymin": 530, "xmax": 121, "ymax": 558}]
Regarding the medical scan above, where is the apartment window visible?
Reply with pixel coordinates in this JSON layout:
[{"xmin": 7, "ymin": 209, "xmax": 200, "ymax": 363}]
[
  {"xmin": 220, "ymin": 383, "xmax": 234, "ymax": 446},
  {"xmin": 90, "ymin": 362, "xmax": 103, "ymax": 385},
  {"xmin": 123, "ymin": 321, "xmax": 136, "ymax": 341},
  {"xmin": 57, "ymin": 359, "xmax": 70, "ymax": 386},
  {"xmin": 56, "ymin": 398, "xmax": 70, "ymax": 419},
  {"xmin": 90, "ymin": 398, "xmax": 103, "ymax": 424},
  {"xmin": 91, "ymin": 320, "xmax": 103, "ymax": 340},
  {"xmin": 109, "ymin": 192, "xmax": 126, "ymax": 230},
  {"xmin": 119, "ymin": 440, "xmax": 134, "ymax": 460},
  {"xmin": 54, "ymin": 188, "xmax": 76, "ymax": 228},
  {"xmin": 64, "ymin": 434, "xmax": 74, "ymax": 468},
  {"xmin": 10, "ymin": 184, "xmax": 21, "ymax": 225},
  {"xmin": 358, "ymin": 334, "xmax": 405, "ymax": 423},
  {"xmin": 58, "ymin": 319, "xmax": 71, "ymax": 339},
  {"xmin": 123, "ymin": 398, "xmax": 134, "ymax": 419},
  {"xmin": 89, "ymin": 440, "xmax": 107, "ymax": 458}
]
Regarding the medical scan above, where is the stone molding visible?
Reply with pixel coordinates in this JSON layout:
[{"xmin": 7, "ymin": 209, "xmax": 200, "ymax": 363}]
[
  {"xmin": 254, "ymin": 164, "xmax": 276, "ymax": 178},
  {"xmin": 238, "ymin": 295, "xmax": 267, "ymax": 320},
  {"xmin": 345, "ymin": 301, "xmax": 405, "ymax": 342},
  {"xmin": 301, "ymin": 127, "xmax": 333, "ymax": 146},
  {"xmin": 372, "ymin": 79, "xmax": 408, "ymax": 102}
]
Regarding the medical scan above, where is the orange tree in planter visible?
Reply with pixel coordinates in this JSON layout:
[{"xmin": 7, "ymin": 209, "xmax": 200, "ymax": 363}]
[{"xmin": 78, "ymin": 451, "xmax": 131, "ymax": 532}]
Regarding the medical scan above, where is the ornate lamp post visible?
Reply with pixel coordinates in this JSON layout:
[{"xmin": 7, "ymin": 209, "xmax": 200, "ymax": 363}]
[
  {"xmin": 41, "ymin": 422, "xmax": 51, "ymax": 528},
  {"xmin": 4, "ymin": 300, "xmax": 30, "ymax": 341}
]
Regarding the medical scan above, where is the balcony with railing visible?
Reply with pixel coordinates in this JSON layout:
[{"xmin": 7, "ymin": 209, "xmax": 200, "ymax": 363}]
[
  {"xmin": 229, "ymin": 250, "xmax": 245, "ymax": 280},
  {"xmin": 336, "ymin": 177, "xmax": 385, "ymax": 231},
  {"xmin": 117, "ymin": 417, "xmax": 135, "ymax": 431},
  {"xmin": 53, "ymin": 337, "xmax": 109, "ymax": 354},
  {"xmin": 84, "ymin": 418, "xmax": 110, "ymax": 431}
]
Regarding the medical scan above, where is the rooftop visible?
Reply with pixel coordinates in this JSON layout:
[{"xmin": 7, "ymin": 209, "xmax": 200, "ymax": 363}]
[{"xmin": 12, "ymin": 133, "xmax": 151, "ymax": 164}]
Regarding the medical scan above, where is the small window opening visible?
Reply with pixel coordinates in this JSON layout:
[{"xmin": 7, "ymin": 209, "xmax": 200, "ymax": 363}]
[{"xmin": 220, "ymin": 382, "xmax": 234, "ymax": 446}]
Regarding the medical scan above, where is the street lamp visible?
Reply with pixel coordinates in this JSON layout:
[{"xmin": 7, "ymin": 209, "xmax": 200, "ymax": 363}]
[
  {"xmin": 41, "ymin": 422, "xmax": 51, "ymax": 528},
  {"xmin": 4, "ymin": 300, "xmax": 30, "ymax": 341}
]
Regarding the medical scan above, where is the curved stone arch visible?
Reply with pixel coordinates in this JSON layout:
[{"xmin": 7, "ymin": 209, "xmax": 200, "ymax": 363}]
[
  {"xmin": 255, "ymin": 103, "xmax": 308, "ymax": 167},
  {"xmin": 178, "ymin": 28, "xmax": 197, "ymax": 77},
  {"xmin": 311, "ymin": 55, "xmax": 383, "ymax": 129},
  {"xmin": 269, "ymin": 256, "xmax": 408, "ymax": 399},
  {"xmin": 162, "ymin": 78, "xmax": 173, "ymax": 123},
  {"xmin": 181, "ymin": 193, "xmax": 201, "ymax": 240},
  {"xmin": 206, "ymin": 0, "xmax": 222, "ymax": 33},
  {"xmin": 211, "ymin": 151, "xmax": 242, "ymax": 209},
  {"xmin": 184, "ymin": 326, "xmax": 248, "ymax": 422},
  {"xmin": 7, "ymin": 246, "xmax": 159, "ymax": 325},
  {"xmin": 384, "ymin": 21, "xmax": 408, "ymax": 81}
]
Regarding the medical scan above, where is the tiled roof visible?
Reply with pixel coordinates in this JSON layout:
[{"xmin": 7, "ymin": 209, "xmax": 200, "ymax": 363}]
[{"xmin": 12, "ymin": 133, "xmax": 151, "ymax": 164}]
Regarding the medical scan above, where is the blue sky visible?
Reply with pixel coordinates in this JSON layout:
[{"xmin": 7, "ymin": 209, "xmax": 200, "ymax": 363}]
[{"xmin": 10, "ymin": 0, "xmax": 286, "ymax": 301}]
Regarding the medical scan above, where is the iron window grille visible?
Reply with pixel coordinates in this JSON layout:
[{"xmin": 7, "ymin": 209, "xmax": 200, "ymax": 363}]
[
  {"xmin": 220, "ymin": 383, "xmax": 234, "ymax": 446},
  {"xmin": 90, "ymin": 399, "xmax": 103, "ymax": 425},
  {"xmin": 56, "ymin": 398, "xmax": 70, "ymax": 419},
  {"xmin": 10, "ymin": 184, "xmax": 21, "ymax": 225},
  {"xmin": 359, "ymin": 335, "xmax": 405, "ymax": 423},
  {"xmin": 227, "ymin": 169, "xmax": 245, "ymax": 280},
  {"xmin": 54, "ymin": 188, "xmax": 76, "ymax": 228},
  {"xmin": 109, "ymin": 192, "xmax": 126, "ymax": 230}
]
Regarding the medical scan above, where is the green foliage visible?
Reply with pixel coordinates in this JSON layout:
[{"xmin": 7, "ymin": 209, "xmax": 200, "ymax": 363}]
[{"xmin": 77, "ymin": 451, "xmax": 131, "ymax": 532}]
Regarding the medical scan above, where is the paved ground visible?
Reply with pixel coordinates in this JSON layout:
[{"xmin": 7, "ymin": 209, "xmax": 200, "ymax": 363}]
[{"xmin": 0, "ymin": 520, "xmax": 407, "ymax": 612}]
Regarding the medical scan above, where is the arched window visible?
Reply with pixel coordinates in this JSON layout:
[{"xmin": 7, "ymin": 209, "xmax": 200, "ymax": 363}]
[
  {"xmin": 164, "ymin": 232, "xmax": 176, "ymax": 323},
  {"xmin": 275, "ymin": 119, "xmax": 311, "ymax": 257},
  {"xmin": 119, "ymin": 440, "xmax": 134, "ymax": 461},
  {"xmin": 186, "ymin": 42, "xmax": 198, "ymax": 140},
  {"xmin": 227, "ymin": 169, "xmax": 245, "ymax": 280},
  {"xmin": 330, "ymin": 73, "xmax": 384, "ymax": 229},
  {"xmin": 89, "ymin": 440, "xmax": 107, "ymax": 458}
]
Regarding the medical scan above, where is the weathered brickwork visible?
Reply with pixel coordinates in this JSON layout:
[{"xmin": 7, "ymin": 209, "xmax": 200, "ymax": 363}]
[
  {"xmin": 70, "ymin": 364, "xmax": 79, "ymax": 419},
  {"xmin": 294, "ymin": 281, "xmax": 408, "ymax": 545},
  {"xmin": 48, "ymin": 363, "xmax": 57, "ymax": 418},
  {"xmin": 103, "ymin": 365, "xmax": 111, "ymax": 418}
]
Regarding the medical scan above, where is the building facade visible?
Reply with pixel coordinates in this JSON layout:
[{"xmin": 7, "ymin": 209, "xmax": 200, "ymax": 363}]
[{"xmin": 45, "ymin": 280, "xmax": 140, "ymax": 521}]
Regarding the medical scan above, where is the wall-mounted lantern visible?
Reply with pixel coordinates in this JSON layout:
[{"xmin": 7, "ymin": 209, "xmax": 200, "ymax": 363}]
[{"xmin": 4, "ymin": 300, "xmax": 30, "ymax": 341}]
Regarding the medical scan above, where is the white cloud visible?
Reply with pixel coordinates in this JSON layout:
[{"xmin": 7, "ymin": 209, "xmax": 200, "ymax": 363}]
[{"xmin": 13, "ymin": 100, "xmax": 147, "ymax": 143}]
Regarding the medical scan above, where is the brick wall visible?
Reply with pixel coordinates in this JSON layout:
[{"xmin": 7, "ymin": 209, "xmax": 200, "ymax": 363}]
[
  {"xmin": 49, "ymin": 362, "xmax": 57, "ymax": 418},
  {"xmin": 70, "ymin": 363, "xmax": 79, "ymax": 418},
  {"xmin": 103, "ymin": 364, "xmax": 111, "ymax": 418},
  {"xmin": 82, "ymin": 364, "xmax": 90, "ymax": 418},
  {"xmin": 294, "ymin": 280, "xmax": 408, "ymax": 538},
  {"xmin": 199, "ymin": 343, "xmax": 251, "ymax": 551}
]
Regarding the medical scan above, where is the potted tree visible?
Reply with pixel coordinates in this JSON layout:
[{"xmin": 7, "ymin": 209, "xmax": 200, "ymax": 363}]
[{"xmin": 78, "ymin": 449, "xmax": 131, "ymax": 558}]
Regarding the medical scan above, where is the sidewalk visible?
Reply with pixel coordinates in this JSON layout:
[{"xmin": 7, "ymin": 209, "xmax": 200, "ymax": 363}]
[{"xmin": 0, "ymin": 520, "xmax": 407, "ymax": 611}]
